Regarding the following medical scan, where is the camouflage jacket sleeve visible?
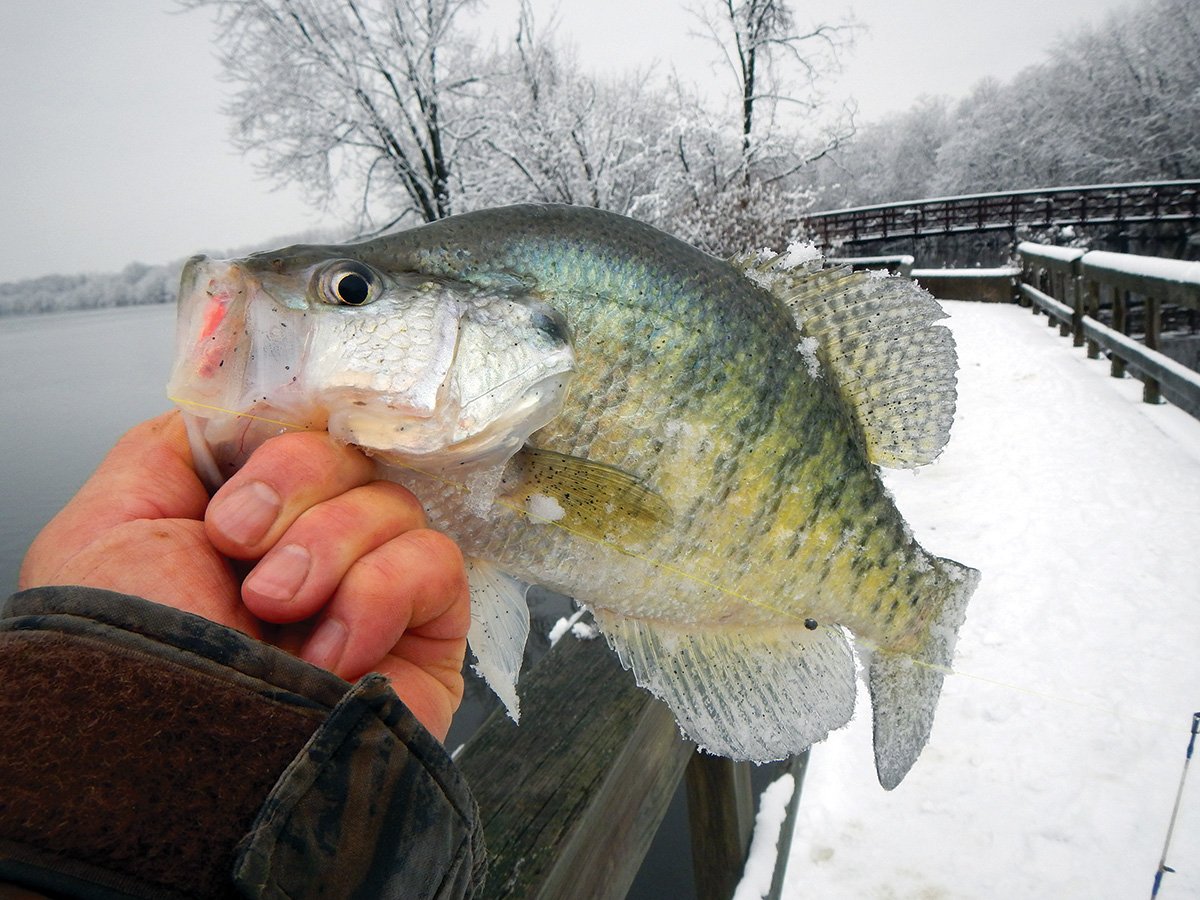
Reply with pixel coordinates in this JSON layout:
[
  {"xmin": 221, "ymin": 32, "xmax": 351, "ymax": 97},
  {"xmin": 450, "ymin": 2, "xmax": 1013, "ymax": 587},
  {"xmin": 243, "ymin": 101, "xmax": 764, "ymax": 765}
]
[{"xmin": 0, "ymin": 586, "xmax": 486, "ymax": 900}]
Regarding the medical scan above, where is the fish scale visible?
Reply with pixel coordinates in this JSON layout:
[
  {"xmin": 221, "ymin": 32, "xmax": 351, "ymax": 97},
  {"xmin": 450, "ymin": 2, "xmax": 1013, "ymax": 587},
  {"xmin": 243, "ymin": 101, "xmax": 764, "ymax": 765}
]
[{"xmin": 169, "ymin": 203, "xmax": 979, "ymax": 788}]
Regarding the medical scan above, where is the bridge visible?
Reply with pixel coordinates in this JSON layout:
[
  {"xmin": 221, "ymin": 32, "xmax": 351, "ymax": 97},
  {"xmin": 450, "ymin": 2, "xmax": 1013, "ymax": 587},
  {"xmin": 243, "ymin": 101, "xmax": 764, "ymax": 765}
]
[{"xmin": 802, "ymin": 180, "xmax": 1200, "ymax": 249}]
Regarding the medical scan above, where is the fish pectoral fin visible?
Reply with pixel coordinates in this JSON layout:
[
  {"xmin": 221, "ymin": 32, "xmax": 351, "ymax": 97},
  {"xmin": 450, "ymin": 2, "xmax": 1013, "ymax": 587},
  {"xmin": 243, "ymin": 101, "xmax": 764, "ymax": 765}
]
[
  {"xmin": 465, "ymin": 558, "xmax": 531, "ymax": 722},
  {"xmin": 593, "ymin": 609, "xmax": 857, "ymax": 763},
  {"xmin": 869, "ymin": 555, "xmax": 980, "ymax": 789},
  {"xmin": 730, "ymin": 252, "xmax": 958, "ymax": 470},
  {"xmin": 501, "ymin": 446, "xmax": 672, "ymax": 544}
]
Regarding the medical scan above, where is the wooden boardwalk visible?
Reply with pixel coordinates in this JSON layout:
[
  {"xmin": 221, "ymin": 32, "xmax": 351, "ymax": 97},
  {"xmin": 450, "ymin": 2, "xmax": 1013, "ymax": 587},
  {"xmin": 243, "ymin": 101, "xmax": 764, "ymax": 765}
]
[{"xmin": 802, "ymin": 180, "xmax": 1200, "ymax": 249}]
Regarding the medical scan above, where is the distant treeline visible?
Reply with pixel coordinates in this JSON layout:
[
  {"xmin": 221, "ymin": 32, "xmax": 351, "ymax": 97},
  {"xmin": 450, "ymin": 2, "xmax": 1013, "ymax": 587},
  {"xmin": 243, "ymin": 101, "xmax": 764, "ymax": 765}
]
[
  {"xmin": 1, "ymin": 224, "xmax": 345, "ymax": 317},
  {"xmin": 812, "ymin": 0, "xmax": 1199, "ymax": 208},
  {"xmin": 8, "ymin": 0, "xmax": 1196, "ymax": 314},
  {"xmin": 0, "ymin": 262, "xmax": 178, "ymax": 317}
]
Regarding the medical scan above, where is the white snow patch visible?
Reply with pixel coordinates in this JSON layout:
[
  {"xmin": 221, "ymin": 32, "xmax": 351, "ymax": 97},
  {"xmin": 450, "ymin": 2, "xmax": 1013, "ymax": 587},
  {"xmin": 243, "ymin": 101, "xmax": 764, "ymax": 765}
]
[
  {"xmin": 781, "ymin": 240, "xmax": 822, "ymax": 269},
  {"xmin": 525, "ymin": 492, "xmax": 566, "ymax": 523},
  {"xmin": 795, "ymin": 336, "xmax": 822, "ymax": 380},
  {"xmin": 733, "ymin": 773, "xmax": 796, "ymax": 900},
  {"xmin": 548, "ymin": 607, "xmax": 590, "ymax": 647},
  {"xmin": 570, "ymin": 620, "xmax": 599, "ymax": 640},
  {"xmin": 1083, "ymin": 250, "xmax": 1200, "ymax": 285}
]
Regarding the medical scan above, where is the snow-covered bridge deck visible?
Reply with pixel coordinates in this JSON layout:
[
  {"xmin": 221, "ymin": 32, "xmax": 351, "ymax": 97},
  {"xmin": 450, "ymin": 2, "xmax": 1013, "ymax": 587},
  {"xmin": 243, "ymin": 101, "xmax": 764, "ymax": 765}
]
[{"xmin": 776, "ymin": 300, "xmax": 1200, "ymax": 899}]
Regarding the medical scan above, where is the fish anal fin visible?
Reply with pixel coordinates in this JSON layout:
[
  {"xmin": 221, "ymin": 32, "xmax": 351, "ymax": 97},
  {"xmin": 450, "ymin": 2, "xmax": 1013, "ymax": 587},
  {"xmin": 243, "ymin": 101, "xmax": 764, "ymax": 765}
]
[
  {"xmin": 501, "ymin": 446, "xmax": 672, "ymax": 544},
  {"xmin": 733, "ymin": 253, "xmax": 960, "ymax": 469},
  {"xmin": 593, "ymin": 609, "xmax": 857, "ymax": 763},
  {"xmin": 869, "ymin": 556, "xmax": 980, "ymax": 789},
  {"xmin": 465, "ymin": 558, "xmax": 531, "ymax": 721}
]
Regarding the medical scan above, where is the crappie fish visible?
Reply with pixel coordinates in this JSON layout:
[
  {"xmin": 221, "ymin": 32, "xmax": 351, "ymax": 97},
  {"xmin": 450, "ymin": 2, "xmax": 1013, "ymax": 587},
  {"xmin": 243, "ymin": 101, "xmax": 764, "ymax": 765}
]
[{"xmin": 167, "ymin": 204, "xmax": 979, "ymax": 789}]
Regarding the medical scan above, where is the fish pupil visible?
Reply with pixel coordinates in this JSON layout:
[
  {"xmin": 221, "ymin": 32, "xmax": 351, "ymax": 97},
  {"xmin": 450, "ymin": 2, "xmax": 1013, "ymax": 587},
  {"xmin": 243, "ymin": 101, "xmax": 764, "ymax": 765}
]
[{"xmin": 336, "ymin": 272, "xmax": 371, "ymax": 305}]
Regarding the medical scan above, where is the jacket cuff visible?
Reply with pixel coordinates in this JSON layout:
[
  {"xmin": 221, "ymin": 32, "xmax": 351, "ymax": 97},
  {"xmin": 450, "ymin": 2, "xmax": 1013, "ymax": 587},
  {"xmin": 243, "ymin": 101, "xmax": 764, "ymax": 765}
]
[{"xmin": 0, "ymin": 586, "xmax": 485, "ymax": 899}]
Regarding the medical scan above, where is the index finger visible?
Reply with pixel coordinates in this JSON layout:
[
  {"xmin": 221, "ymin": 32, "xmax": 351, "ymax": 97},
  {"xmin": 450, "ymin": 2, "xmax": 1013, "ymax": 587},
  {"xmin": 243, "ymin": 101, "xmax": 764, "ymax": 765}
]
[{"xmin": 204, "ymin": 430, "xmax": 383, "ymax": 559}]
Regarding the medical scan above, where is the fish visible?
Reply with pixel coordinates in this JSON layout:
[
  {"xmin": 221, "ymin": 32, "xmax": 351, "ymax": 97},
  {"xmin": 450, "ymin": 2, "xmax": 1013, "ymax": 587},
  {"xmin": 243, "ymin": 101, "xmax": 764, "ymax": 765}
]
[{"xmin": 167, "ymin": 203, "xmax": 979, "ymax": 789}]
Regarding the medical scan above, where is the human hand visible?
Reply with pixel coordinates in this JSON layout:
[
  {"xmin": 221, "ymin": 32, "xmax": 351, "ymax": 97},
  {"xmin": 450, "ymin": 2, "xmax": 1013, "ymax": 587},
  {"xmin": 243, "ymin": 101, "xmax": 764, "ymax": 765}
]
[{"xmin": 18, "ymin": 411, "xmax": 470, "ymax": 741}]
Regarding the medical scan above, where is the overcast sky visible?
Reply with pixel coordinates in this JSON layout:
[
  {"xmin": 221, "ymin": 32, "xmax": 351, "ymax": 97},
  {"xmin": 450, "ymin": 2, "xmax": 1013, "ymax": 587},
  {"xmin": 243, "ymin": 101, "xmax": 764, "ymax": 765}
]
[{"xmin": 0, "ymin": 0, "xmax": 1136, "ymax": 283}]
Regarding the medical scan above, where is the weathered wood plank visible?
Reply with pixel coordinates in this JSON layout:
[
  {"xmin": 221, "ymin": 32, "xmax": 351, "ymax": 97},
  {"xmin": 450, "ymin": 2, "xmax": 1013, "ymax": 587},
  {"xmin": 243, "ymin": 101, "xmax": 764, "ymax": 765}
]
[
  {"xmin": 457, "ymin": 633, "xmax": 693, "ymax": 900},
  {"xmin": 686, "ymin": 755, "xmax": 755, "ymax": 900}
]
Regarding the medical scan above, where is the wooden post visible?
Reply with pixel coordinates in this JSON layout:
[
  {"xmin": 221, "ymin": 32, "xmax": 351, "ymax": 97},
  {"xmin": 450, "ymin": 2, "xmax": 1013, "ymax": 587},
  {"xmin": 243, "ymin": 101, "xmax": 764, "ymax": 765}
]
[
  {"xmin": 1112, "ymin": 288, "xmax": 1128, "ymax": 378},
  {"xmin": 1057, "ymin": 270, "xmax": 1070, "ymax": 337},
  {"xmin": 1086, "ymin": 279, "xmax": 1102, "ymax": 359},
  {"xmin": 457, "ymin": 633, "xmax": 694, "ymax": 900},
  {"xmin": 1071, "ymin": 259, "xmax": 1085, "ymax": 348},
  {"xmin": 686, "ymin": 754, "xmax": 755, "ymax": 900},
  {"xmin": 766, "ymin": 751, "xmax": 811, "ymax": 900},
  {"xmin": 1144, "ymin": 294, "xmax": 1162, "ymax": 403}
]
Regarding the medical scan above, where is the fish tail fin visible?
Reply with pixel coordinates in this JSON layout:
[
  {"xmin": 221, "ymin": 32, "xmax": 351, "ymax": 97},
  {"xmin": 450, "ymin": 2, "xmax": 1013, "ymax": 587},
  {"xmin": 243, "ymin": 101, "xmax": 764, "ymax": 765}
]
[
  {"xmin": 868, "ymin": 557, "xmax": 980, "ymax": 789},
  {"xmin": 593, "ymin": 609, "xmax": 858, "ymax": 762}
]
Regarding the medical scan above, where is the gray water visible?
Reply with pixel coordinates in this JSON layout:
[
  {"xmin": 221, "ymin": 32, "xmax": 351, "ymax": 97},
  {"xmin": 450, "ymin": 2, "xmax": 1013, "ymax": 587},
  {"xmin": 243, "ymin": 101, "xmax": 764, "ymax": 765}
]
[{"xmin": 1, "ymin": 304, "xmax": 178, "ymax": 592}]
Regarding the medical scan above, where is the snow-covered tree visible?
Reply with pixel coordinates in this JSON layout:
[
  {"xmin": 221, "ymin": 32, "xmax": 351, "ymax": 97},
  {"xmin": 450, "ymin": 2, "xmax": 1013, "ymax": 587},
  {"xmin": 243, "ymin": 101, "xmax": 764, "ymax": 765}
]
[
  {"xmin": 460, "ymin": 3, "xmax": 674, "ymax": 215},
  {"xmin": 688, "ymin": 0, "xmax": 857, "ymax": 174},
  {"xmin": 182, "ymin": 0, "xmax": 484, "ymax": 230},
  {"xmin": 812, "ymin": 0, "xmax": 1199, "ymax": 207}
]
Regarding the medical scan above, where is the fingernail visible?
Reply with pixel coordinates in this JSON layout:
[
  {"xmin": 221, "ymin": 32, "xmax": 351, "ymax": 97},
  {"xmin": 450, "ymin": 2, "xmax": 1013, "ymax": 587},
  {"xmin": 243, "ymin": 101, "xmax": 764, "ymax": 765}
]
[
  {"xmin": 302, "ymin": 618, "xmax": 347, "ymax": 672},
  {"xmin": 245, "ymin": 544, "xmax": 311, "ymax": 602},
  {"xmin": 209, "ymin": 480, "xmax": 281, "ymax": 545}
]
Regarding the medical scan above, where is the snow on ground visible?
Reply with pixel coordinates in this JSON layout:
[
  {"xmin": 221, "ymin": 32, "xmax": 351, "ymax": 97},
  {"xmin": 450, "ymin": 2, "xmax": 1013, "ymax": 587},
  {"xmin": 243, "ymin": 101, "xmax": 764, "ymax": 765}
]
[{"xmin": 765, "ymin": 301, "xmax": 1200, "ymax": 899}]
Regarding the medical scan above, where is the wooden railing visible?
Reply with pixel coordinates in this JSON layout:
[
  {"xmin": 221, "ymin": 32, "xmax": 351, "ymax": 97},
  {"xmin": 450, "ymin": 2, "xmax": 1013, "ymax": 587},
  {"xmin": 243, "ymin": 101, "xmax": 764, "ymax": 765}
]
[
  {"xmin": 456, "ymin": 627, "xmax": 800, "ymax": 900},
  {"xmin": 1016, "ymin": 242, "xmax": 1200, "ymax": 417},
  {"xmin": 803, "ymin": 181, "xmax": 1200, "ymax": 248}
]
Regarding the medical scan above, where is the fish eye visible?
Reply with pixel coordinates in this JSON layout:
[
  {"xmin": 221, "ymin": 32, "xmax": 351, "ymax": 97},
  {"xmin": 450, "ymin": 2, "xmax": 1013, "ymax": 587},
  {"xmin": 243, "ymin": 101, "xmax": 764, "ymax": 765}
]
[
  {"xmin": 318, "ymin": 261, "xmax": 379, "ymax": 306},
  {"xmin": 529, "ymin": 304, "xmax": 570, "ymax": 345}
]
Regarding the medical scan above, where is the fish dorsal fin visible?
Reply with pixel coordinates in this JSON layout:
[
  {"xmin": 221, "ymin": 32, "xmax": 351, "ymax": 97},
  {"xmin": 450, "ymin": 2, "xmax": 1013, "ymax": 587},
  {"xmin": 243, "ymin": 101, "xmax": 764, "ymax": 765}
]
[
  {"xmin": 500, "ymin": 446, "xmax": 672, "ymax": 544},
  {"xmin": 732, "ymin": 251, "xmax": 958, "ymax": 469}
]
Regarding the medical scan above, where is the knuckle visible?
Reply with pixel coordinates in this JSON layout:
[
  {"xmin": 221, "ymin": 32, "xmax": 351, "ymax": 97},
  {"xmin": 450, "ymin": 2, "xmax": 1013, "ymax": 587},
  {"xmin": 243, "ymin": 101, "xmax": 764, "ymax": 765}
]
[
  {"xmin": 369, "ymin": 481, "xmax": 429, "ymax": 528},
  {"xmin": 252, "ymin": 431, "xmax": 368, "ymax": 489}
]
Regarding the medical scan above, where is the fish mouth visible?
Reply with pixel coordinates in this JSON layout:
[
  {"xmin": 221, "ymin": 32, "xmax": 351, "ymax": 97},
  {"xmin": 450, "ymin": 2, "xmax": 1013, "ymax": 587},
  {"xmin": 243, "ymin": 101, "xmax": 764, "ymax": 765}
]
[
  {"xmin": 168, "ymin": 256, "xmax": 257, "ymax": 410},
  {"xmin": 331, "ymin": 364, "xmax": 572, "ymax": 473}
]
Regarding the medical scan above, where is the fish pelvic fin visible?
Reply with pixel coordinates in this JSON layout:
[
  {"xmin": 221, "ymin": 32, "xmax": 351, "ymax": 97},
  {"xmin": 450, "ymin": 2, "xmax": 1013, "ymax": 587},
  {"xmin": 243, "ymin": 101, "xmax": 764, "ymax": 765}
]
[
  {"xmin": 869, "ymin": 556, "xmax": 980, "ymax": 789},
  {"xmin": 501, "ymin": 446, "xmax": 672, "ymax": 544},
  {"xmin": 465, "ymin": 558, "xmax": 531, "ymax": 721},
  {"xmin": 731, "ymin": 252, "xmax": 958, "ymax": 469},
  {"xmin": 593, "ymin": 609, "xmax": 857, "ymax": 763}
]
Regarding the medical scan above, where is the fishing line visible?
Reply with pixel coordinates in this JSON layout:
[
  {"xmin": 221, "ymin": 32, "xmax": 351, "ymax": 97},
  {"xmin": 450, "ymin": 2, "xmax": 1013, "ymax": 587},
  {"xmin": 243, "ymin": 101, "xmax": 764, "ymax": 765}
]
[{"xmin": 169, "ymin": 394, "xmax": 1195, "ymax": 732}]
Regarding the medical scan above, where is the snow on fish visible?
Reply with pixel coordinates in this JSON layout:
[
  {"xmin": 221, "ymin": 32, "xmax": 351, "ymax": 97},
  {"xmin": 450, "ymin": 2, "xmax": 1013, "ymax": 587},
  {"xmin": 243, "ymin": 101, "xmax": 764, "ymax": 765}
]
[{"xmin": 167, "ymin": 204, "xmax": 979, "ymax": 788}]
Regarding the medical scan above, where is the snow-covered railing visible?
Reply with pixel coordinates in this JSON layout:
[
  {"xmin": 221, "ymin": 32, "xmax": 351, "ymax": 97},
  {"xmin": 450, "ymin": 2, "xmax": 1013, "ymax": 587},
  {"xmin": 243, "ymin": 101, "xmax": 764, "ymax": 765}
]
[
  {"xmin": 828, "ymin": 254, "xmax": 915, "ymax": 276},
  {"xmin": 456, "ymin": 625, "xmax": 784, "ymax": 898},
  {"xmin": 804, "ymin": 181, "xmax": 1200, "ymax": 248},
  {"xmin": 912, "ymin": 267, "xmax": 1021, "ymax": 304},
  {"xmin": 1017, "ymin": 243, "xmax": 1200, "ymax": 417}
]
